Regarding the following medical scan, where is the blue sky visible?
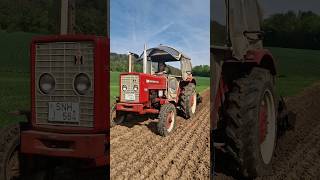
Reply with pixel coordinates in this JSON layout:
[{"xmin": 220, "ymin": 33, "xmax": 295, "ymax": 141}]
[{"xmin": 110, "ymin": 0, "xmax": 210, "ymax": 66}]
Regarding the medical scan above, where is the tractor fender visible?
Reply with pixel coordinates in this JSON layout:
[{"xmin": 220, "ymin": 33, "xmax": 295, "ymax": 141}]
[{"xmin": 246, "ymin": 49, "xmax": 277, "ymax": 75}]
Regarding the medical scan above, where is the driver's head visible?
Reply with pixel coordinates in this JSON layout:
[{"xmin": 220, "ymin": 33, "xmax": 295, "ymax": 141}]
[{"xmin": 159, "ymin": 62, "xmax": 166, "ymax": 71}]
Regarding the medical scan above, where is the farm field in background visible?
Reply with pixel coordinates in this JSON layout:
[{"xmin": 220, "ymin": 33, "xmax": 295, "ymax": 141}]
[
  {"xmin": 268, "ymin": 47, "xmax": 320, "ymax": 96},
  {"xmin": 110, "ymin": 72, "xmax": 210, "ymax": 102}
]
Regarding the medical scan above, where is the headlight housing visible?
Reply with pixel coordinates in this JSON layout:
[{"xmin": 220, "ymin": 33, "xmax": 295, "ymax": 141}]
[
  {"xmin": 133, "ymin": 85, "xmax": 139, "ymax": 91},
  {"xmin": 122, "ymin": 85, "xmax": 128, "ymax": 91},
  {"xmin": 39, "ymin": 73, "xmax": 55, "ymax": 94},
  {"xmin": 74, "ymin": 73, "xmax": 91, "ymax": 95}
]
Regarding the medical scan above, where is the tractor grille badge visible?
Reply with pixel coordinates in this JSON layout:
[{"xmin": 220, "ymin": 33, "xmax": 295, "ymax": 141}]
[{"xmin": 146, "ymin": 79, "xmax": 159, "ymax": 84}]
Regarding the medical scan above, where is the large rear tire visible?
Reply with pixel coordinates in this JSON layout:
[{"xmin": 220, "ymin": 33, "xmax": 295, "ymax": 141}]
[
  {"xmin": 157, "ymin": 103, "xmax": 176, "ymax": 137},
  {"xmin": 180, "ymin": 83, "xmax": 197, "ymax": 119},
  {"xmin": 215, "ymin": 67, "xmax": 277, "ymax": 178}
]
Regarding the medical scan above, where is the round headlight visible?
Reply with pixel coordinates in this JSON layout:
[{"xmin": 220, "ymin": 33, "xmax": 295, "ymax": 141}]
[
  {"xmin": 133, "ymin": 85, "xmax": 139, "ymax": 91},
  {"xmin": 39, "ymin": 73, "xmax": 55, "ymax": 94},
  {"xmin": 74, "ymin": 73, "xmax": 91, "ymax": 95},
  {"xmin": 122, "ymin": 85, "xmax": 127, "ymax": 91}
]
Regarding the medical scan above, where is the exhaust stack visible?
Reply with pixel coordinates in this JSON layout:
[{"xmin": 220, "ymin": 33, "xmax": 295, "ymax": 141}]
[
  {"xmin": 128, "ymin": 52, "xmax": 132, "ymax": 73},
  {"xmin": 143, "ymin": 44, "xmax": 147, "ymax": 74}
]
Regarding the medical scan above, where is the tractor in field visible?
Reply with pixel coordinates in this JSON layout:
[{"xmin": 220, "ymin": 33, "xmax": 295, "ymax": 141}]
[
  {"xmin": 211, "ymin": 0, "xmax": 291, "ymax": 178},
  {"xmin": 0, "ymin": 0, "xmax": 109, "ymax": 179},
  {"xmin": 111, "ymin": 45, "xmax": 200, "ymax": 136}
]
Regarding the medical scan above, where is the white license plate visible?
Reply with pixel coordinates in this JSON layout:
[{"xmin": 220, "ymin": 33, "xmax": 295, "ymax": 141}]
[
  {"xmin": 125, "ymin": 93, "xmax": 135, "ymax": 101},
  {"xmin": 48, "ymin": 102, "xmax": 79, "ymax": 123}
]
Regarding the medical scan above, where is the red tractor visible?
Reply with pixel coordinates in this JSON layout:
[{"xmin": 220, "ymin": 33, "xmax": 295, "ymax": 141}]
[
  {"xmin": 0, "ymin": 1, "xmax": 109, "ymax": 179},
  {"xmin": 111, "ymin": 45, "xmax": 199, "ymax": 136},
  {"xmin": 211, "ymin": 0, "xmax": 291, "ymax": 178}
]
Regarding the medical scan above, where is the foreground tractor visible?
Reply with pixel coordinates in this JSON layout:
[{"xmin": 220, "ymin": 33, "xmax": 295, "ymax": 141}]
[
  {"xmin": 211, "ymin": 0, "xmax": 291, "ymax": 178},
  {"xmin": 0, "ymin": 0, "xmax": 109, "ymax": 179},
  {"xmin": 111, "ymin": 45, "xmax": 199, "ymax": 136}
]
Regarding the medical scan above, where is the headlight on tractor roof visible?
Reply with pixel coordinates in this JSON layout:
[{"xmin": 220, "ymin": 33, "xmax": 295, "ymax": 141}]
[
  {"xmin": 74, "ymin": 73, "xmax": 91, "ymax": 95},
  {"xmin": 39, "ymin": 73, "xmax": 55, "ymax": 94}
]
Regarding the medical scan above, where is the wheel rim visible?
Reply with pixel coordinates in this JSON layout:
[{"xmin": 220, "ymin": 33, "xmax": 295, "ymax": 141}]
[
  {"xmin": 6, "ymin": 149, "xmax": 20, "ymax": 180},
  {"xmin": 190, "ymin": 93, "xmax": 197, "ymax": 114},
  {"xmin": 165, "ymin": 111, "xmax": 175, "ymax": 132},
  {"xmin": 259, "ymin": 89, "xmax": 276, "ymax": 164}
]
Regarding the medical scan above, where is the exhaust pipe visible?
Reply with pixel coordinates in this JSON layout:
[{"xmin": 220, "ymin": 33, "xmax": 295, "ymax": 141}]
[
  {"xmin": 143, "ymin": 44, "xmax": 147, "ymax": 74},
  {"xmin": 128, "ymin": 52, "xmax": 132, "ymax": 73}
]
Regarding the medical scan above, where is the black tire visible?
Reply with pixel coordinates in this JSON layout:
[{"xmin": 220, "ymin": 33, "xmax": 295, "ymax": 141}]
[
  {"xmin": 110, "ymin": 104, "xmax": 126, "ymax": 128},
  {"xmin": 0, "ymin": 123, "xmax": 20, "ymax": 180},
  {"xmin": 215, "ymin": 67, "xmax": 277, "ymax": 178},
  {"xmin": 157, "ymin": 103, "xmax": 176, "ymax": 137},
  {"xmin": 180, "ymin": 83, "xmax": 197, "ymax": 119}
]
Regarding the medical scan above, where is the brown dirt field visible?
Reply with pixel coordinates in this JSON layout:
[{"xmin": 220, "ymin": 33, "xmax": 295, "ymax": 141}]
[
  {"xmin": 216, "ymin": 82, "xmax": 320, "ymax": 179},
  {"xmin": 110, "ymin": 90, "xmax": 210, "ymax": 180}
]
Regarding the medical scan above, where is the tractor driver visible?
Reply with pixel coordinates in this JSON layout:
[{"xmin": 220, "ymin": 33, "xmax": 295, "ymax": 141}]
[{"xmin": 157, "ymin": 62, "xmax": 171, "ymax": 75}]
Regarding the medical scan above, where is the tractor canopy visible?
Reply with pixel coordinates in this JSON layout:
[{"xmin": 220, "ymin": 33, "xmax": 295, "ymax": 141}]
[{"xmin": 139, "ymin": 45, "xmax": 192, "ymax": 80}]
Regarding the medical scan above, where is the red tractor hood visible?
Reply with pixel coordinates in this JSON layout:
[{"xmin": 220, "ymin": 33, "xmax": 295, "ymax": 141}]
[{"xmin": 119, "ymin": 72, "xmax": 167, "ymax": 103}]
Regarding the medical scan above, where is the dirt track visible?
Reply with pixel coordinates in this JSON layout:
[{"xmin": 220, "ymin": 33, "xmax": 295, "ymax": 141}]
[
  {"xmin": 110, "ymin": 90, "xmax": 210, "ymax": 180},
  {"xmin": 216, "ymin": 82, "xmax": 320, "ymax": 180}
]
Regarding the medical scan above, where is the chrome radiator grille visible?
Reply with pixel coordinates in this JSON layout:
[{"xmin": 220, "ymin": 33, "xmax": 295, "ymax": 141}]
[
  {"xmin": 35, "ymin": 41, "xmax": 94, "ymax": 128},
  {"xmin": 120, "ymin": 75, "xmax": 140, "ymax": 102}
]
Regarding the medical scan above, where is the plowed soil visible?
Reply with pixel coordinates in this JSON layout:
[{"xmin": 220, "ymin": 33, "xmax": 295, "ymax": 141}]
[
  {"xmin": 216, "ymin": 82, "xmax": 320, "ymax": 179},
  {"xmin": 110, "ymin": 90, "xmax": 210, "ymax": 180}
]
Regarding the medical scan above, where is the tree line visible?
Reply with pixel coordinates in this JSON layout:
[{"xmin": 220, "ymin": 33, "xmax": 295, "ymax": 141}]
[
  {"xmin": 0, "ymin": 0, "xmax": 107, "ymax": 35},
  {"xmin": 211, "ymin": 11, "xmax": 320, "ymax": 50},
  {"xmin": 263, "ymin": 11, "xmax": 320, "ymax": 50},
  {"xmin": 111, "ymin": 53, "xmax": 210, "ymax": 77}
]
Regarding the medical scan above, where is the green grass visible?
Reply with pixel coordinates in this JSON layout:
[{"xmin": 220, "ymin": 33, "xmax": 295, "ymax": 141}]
[
  {"xmin": 0, "ymin": 72, "xmax": 30, "ymax": 127},
  {"xmin": 110, "ymin": 72, "xmax": 210, "ymax": 102},
  {"xmin": 194, "ymin": 76, "xmax": 210, "ymax": 93},
  {"xmin": 268, "ymin": 47, "xmax": 320, "ymax": 96},
  {"xmin": 0, "ymin": 31, "xmax": 38, "ymax": 73}
]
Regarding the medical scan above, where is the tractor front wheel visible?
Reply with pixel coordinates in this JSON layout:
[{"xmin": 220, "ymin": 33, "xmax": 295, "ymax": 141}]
[
  {"xmin": 0, "ymin": 123, "xmax": 21, "ymax": 180},
  {"xmin": 157, "ymin": 103, "xmax": 176, "ymax": 137},
  {"xmin": 110, "ymin": 104, "xmax": 126, "ymax": 127}
]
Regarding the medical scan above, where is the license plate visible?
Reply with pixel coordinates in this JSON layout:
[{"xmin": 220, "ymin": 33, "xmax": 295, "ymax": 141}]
[
  {"xmin": 125, "ymin": 93, "xmax": 135, "ymax": 101},
  {"xmin": 48, "ymin": 102, "xmax": 79, "ymax": 123}
]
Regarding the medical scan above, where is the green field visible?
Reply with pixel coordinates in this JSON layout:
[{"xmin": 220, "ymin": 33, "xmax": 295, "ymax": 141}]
[
  {"xmin": 110, "ymin": 72, "xmax": 210, "ymax": 101},
  {"xmin": 268, "ymin": 47, "xmax": 320, "ymax": 96},
  {"xmin": 0, "ymin": 32, "xmax": 320, "ymax": 127}
]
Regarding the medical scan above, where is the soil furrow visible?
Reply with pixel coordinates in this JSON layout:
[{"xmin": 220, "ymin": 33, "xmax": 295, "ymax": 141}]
[{"xmin": 111, "ymin": 89, "xmax": 210, "ymax": 179}]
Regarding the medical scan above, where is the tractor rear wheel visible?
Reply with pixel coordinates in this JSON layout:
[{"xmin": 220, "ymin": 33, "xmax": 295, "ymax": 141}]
[
  {"xmin": 180, "ymin": 83, "xmax": 197, "ymax": 119},
  {"xmin": 216, "ymin": 67, "xmax": 277, "ymax": 178},
  {"xmin": 110, "ymin": 104, "xmax": 126, "ymax": 127},
  {"xmin": 0, "ymin": 123, "xmax": 20, "ymax": 180},
  {"xmin": 157, "ymin": 103, "xmax": 176, "ymax": 137}
]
